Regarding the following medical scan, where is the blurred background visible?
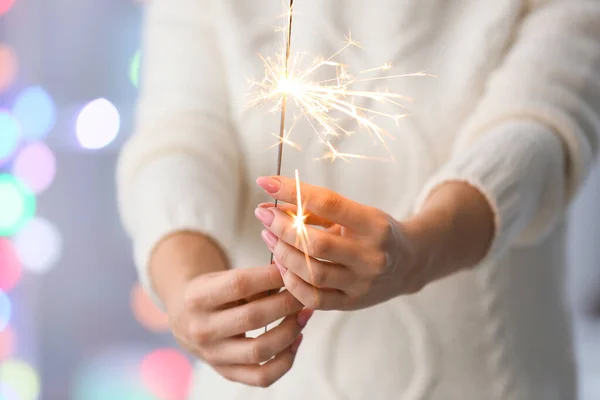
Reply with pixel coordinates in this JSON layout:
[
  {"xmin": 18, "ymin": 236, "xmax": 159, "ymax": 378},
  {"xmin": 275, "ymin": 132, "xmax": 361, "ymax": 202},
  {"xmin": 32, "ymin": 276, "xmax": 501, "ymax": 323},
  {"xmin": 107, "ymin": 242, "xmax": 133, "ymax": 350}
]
[{"xmin": 0, "ymin": 1, "xmax": 598, "ymax": 399}]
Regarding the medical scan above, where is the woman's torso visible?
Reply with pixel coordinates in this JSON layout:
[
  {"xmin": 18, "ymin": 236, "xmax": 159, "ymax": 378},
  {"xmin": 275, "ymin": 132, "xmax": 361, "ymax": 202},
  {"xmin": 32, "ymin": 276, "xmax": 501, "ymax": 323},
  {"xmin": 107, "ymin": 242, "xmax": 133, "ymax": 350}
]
[{"xmin": 191, "ymin": 1, "xmax": 576, "ymax": 398}]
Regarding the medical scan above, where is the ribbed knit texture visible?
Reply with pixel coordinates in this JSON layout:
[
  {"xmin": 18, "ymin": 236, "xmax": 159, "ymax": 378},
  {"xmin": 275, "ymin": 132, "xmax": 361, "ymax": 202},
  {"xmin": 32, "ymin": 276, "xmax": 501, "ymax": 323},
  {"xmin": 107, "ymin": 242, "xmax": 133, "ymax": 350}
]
[{"xmin": 117, "ymin": 0, "xmax": 600, "ymax": 398}]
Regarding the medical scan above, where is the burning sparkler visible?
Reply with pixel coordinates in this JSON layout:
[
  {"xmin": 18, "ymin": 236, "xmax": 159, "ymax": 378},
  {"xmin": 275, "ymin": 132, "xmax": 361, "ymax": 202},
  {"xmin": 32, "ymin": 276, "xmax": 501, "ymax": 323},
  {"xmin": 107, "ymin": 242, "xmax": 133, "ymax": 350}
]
[
  {"xmin": 255, "ymin": 0, "xmax": 431, "ymax": 332},
  {"xmin": 249, "ymin": 5, "xmax": 434, "ymax": 162}
]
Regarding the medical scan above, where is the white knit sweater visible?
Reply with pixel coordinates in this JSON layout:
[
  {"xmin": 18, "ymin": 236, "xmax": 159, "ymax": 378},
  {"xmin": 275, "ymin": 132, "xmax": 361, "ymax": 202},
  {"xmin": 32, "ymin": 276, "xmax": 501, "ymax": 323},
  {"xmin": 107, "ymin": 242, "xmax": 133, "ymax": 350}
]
[{"xmin": 117, "ymin": 1, "xmax": 600, "ymax": 399}]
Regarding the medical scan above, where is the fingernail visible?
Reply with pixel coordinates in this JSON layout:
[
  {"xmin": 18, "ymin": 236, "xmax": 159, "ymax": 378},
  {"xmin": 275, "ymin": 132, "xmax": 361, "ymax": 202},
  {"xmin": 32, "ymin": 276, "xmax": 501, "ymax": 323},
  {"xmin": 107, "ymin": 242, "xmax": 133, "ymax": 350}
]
[
  {"xmin": 274, "ymin": 257, "xmax": 287, "ymax": 276},
  {"xmin": 261, "ymin": 229, "xmax": 278, "ymax": 249},
  {"xmin": 297, "ymin": 309, "xmax": 314, "ymax": 328},
  {"xmin": 254, "ymin": 208, "xmax": 275, "ymax": 227},
  {"xmin": 256, "ymin": 177, "xmax": 281, "ymax": 194},
  {"xmin": 291, "ymin": 334, "xmax": 303, "ymax": 354}
]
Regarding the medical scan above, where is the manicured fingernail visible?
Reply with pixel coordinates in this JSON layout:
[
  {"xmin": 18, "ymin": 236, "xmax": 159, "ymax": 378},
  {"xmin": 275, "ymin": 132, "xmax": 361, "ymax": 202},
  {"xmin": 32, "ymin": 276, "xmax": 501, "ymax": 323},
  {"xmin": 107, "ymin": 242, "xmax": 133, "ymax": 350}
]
[
  {"xmin": 291, "ymin": 334, "xmax": 303, "ymax": 354},
  {"xmin": 274, "ymin": 257, "xmax": 287, "ymax": 276},
  {"xmin": 256, "ymin": 177, "xmax": 281, "ymax": 194},
  {"xmin": 261, "ymin": 229, "xmax": 278, "ymax": 249},
  {"xmin": 254, "ymin": 208, "xmax": 274, "ymax": 227},
  {"xmin": 297, "ymin": 309, "xmax": 314, "ymax": 328}
]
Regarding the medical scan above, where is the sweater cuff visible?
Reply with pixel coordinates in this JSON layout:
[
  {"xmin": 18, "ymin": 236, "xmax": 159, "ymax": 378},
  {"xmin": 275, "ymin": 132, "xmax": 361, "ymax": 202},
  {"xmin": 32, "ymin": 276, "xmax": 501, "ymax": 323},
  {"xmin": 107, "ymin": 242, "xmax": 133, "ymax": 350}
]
[
  {"xmin": 120, "ymin": 154, "xmax": 237, "ymax": 310},
  {"xmin": 413, "ymin": 120, "xmax": 565, "ymax": 263}
]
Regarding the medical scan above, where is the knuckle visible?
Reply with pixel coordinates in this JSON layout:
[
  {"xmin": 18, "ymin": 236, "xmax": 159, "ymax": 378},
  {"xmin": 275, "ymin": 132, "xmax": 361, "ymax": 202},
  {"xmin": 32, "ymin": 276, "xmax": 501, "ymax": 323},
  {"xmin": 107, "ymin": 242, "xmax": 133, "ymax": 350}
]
[
  {"xmin": 228, "ymin": 272, "xmax": 249, "ymax": 298},
  {"xmin": 276, "ymin": 244, "xmax": 292, "ymax": 266},
  {"xmin": 310, "ymin": 265, "xmax": 328, "ymax": 287},
  {"xmin": 310, "ymin": 236, "xmax": 331, "ymax": 258},
  {"xmin": 315, "ymin": 192, "xmax": 341, "ymax": 212},
  {"xmin": 188, "ymin": 322, "xmax": 210, "ymax": 345},
  {"xmin": 255, "ymin": 372, "xmax": 274, "ymax": 388},
  {"xmin": 249, "ymin": 340, "xmax": 269, "ymax": 363},
  {"xmin": 238, "ymin": 308, "xmax": 260, "ymax": 330},
  {"xmin": 280, "ymin": 291, "xmax": 301, "ymax": 314},
  {"xmin": 305, "ymin": 291, "xmax": 322, "ymax": 310}
]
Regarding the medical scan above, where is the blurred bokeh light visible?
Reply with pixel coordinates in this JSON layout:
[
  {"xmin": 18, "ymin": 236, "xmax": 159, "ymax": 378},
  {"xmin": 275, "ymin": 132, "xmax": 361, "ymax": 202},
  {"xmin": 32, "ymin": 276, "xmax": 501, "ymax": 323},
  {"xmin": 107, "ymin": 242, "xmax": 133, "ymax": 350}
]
[
  {"xmin": 12, "ymin": 86, "xmax": 57, "ymax": 141},
  {"xmin": 0, "ymin": 359, "xmax": 41, "ymax": 400},
  {"xmin": 131, "ymin": 283, "xmax": 170, "ymax": 332},
  {"xmin": 0, "ymin": 111, "xmax": 20, "ymax": 164},
  {"xmin": 71, "ymin": 347, "xmax": 157, "ymax": 400},
  {"xmin": 0, "ymin": 238, "xmax": 21, "ymax": 292},
  {"xmin": 130, "ymin": 50, "xmax": 141, "ymax": 88},
  {"xmin": 0, "ymin": 290, "xmax": 12, "ymax": 331},
  {"xmin": 13, "ymin": 217, "xmax": 62, "ymax": 274},
  {"xmin": 0, "ymin": 174, "xmax": 36, "ymax": 237},
  {"xmin": 76, "ymin": 98, "xmax": 121, "ymax": 149},
  {"xmin": 0, "ymin": 325, "xmax": 15, "ymax": 358},
  {"xmin": 0, "ymin": 383, "xmax": 19, "ymax": 400},
  {"xmin": 11, "ymin": 142, "xmax": 57, "ymax": 195},
  {"xmin": 140, "ymin": 349, "xmax": 193, "ymax": 400},
  {"xmin": 0, "ymin": 44, "xmax": 17, "ymax": 93},
  {"xmin": 0, "ymin": 0, "xmax": 15, "ymax": 17}
]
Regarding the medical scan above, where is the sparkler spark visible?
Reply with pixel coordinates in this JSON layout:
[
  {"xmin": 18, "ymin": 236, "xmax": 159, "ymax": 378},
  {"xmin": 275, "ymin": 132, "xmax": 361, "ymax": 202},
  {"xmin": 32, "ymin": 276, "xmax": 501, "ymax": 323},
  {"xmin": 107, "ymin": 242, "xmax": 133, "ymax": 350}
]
[
  {"xmin": 249, "ymin": 15, "xmax": 434, "ymax": 162},
  {"xmin": 288, "ymin": 170, "xmax": 312, "ymax": 278}
]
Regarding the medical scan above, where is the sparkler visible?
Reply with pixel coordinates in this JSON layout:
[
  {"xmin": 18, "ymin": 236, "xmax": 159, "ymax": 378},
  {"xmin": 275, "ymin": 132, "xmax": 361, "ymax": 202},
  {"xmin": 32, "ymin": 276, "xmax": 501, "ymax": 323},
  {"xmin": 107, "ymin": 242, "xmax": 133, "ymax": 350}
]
[{"xmin": 255, "ymin": 0, "xmax": 432, "ymax": 333}]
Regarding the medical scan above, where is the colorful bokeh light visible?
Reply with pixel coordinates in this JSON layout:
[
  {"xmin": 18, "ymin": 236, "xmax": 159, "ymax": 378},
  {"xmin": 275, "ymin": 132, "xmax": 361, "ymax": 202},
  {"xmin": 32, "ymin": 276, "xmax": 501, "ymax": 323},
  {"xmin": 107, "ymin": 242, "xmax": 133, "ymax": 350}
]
[
  {"xmin": 0, "ymin": 383, "xmax": 19, "ymax": 400},
  {"xmin": 131, "ymin": 283, "xmax": 169, "ymax": 332},
  {"xmin": 72, "ymin": 347, "xmax": 157, "ymax": 400},
  {"xmin": 76, "ymin": 98, "xmax": 120, "ymax": 149},
  {"xmin": 140, "ymin": 349, "xmax": 193, "ymax": 400},
  {"xmin": 0, "ymin": 326, "xmax": 15, "ymax": 359},
  {"xmin": 12, "ymin": 86, "xmax": 57, "ymax": 141},
  {"xmin": 0, "ymin": 239, "xmax": 21, "ymax": 292},
  {"xmin": 11, "ymin": 142, "xmax": 56, "ymax": 195},
  {"xmin": 130, "ymin": 50, "xmax": 141, "ymax": 88},
  {"xmin": 0, "ymin": 291, "xmax": 11, "ymax": 331},
  {"xmin": 13, "ymin": 217, "xmax": 62, "ymax": 275},
  {"xmin": 0, "ymin": 44, "xmax": 17, "ymax": 93},
  {"xmin": 0, "ymin": 0, "xmax": 15, "ymax": 16},
  {"xmin": 0, "ymin": 359, "xmax": 40, "ymax": 400},
  {"xmin": 0, "ymin": 111, "xmax": 20, "ymax": 164},
  {"xmin": 0, "ymin": 174, "xmax": 36, "ymax": 237}
]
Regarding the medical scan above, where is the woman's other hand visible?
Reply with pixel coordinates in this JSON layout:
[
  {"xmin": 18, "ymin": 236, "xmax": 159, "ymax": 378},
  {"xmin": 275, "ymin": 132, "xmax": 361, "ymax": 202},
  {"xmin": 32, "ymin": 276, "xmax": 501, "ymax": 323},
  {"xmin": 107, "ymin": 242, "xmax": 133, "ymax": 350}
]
[
  {"xmin": 150, "ymin": 232, "xmax": 313, "ymax": 387},
  {"xmin": 255, "ymin": 176, "xmax": 494, "ymax": 311}
]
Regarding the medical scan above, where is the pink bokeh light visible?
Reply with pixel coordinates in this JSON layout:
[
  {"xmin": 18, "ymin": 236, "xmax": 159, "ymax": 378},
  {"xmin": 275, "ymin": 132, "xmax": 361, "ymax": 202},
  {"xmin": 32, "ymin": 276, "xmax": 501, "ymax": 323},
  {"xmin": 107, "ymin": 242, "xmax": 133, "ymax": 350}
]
[
  {"xmin": 140, "ymin": 349, "xmax": 193, "ymax": 400},
  {"xmin": 11, "ymin": 142, "xmax": 56, "ymax": 195}
]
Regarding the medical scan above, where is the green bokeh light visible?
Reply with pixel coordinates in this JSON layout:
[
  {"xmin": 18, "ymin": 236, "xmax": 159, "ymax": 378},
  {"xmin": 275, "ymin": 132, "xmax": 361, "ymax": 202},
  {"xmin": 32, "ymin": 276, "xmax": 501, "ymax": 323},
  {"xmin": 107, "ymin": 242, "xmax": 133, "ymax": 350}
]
[
  {"xmin": 0, "ymin": 174, "xmax": 36, "ymax": 237},
  {"xmin": 0, "ymin": 359, "xmax": 40, "ymax": 400},
  {"xmin": 130, "ymin": 50, "xmax": 141, "ymax": 88}
]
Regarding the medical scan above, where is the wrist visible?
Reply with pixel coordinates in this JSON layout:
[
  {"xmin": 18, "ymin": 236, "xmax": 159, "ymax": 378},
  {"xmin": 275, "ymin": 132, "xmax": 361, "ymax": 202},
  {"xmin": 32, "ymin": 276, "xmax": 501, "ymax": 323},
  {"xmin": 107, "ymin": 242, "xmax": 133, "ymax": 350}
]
[
  {"xmin": 149, "ymin": 231, "xmax": 229, "ymax": 310},
  {"xmin": 405, "ymin": 181, "xmax": 495, "ymax": 278}
]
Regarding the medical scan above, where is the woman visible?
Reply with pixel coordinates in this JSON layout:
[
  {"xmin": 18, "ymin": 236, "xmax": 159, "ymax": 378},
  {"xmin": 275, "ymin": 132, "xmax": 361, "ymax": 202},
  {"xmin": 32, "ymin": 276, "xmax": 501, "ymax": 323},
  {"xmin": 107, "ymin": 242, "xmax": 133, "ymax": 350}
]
[{"xmin": 117, "ymin": 0, "xmax": 600, "ymax": 399}]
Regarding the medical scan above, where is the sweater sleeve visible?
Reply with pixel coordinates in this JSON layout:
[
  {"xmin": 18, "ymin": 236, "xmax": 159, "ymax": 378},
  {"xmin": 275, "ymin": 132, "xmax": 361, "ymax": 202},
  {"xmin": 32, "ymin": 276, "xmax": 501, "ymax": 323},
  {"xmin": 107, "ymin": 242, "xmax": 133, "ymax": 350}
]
[
  {"xmin": 414, "ymin": 1, "xmax": 600, "ymax": 261},
  {"xmin": 116, "ymin": 0, "xmax": 241, "ymax": 306}
]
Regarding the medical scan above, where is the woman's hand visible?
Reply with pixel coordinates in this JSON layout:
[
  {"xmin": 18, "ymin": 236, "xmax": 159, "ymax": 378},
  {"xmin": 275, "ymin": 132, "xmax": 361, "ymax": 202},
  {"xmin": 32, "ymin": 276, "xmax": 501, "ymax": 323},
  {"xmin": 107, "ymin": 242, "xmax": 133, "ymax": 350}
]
[
  {"xmin": 150, "ymin": 232, "xmax": 313, "ymax": 387},
  {"xmin": 254, "ymin": 176, "xmax": 495, "ymax": 311}
]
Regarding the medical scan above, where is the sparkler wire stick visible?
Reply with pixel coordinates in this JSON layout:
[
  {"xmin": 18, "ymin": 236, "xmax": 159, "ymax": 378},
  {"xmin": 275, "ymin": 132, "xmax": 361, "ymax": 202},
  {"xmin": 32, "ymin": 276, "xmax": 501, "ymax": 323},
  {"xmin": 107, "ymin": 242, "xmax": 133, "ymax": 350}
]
[
  {"xmin": 265, "ymin": 0, "xmax": 294, "ymax": 334},
  {"xmin": 271, "ymin": 0, "xmax": 294, "ymax": 237}
]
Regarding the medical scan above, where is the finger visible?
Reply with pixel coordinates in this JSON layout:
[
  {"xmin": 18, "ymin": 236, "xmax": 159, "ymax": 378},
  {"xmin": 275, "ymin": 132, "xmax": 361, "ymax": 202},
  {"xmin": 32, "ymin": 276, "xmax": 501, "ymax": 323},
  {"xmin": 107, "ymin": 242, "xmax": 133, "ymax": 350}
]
[
  {"xmin": 187, "ymin": 264, "xmax": 283, "ymax": 310},
  {"xmin": 258, "ymin": 202, "xmax": 336, "ymax": 228},
  {"xmin": 256, "ymin": 176, "xmax": 378, "ymax": 233},
  {"xmin": 203, "ymin": 309, "xmax": 312, "ymax": 365},
  {"xmin": 214, "ymin": 335, "xmax": 303, "ymax": 388},
  {"xmin": 207, "ymin": 290, "xmax": 304, "ymax": 340},
  {"xmin": 276, "ymin": 258, "xmax": 347, "ymax": 310},
  {"xmin": 263, "ymin": 231, "xmax": 355, "ymax": 290},
  {"xmin": 257, "ymin": 207, "xmax": 374, "ymax": 270}
]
